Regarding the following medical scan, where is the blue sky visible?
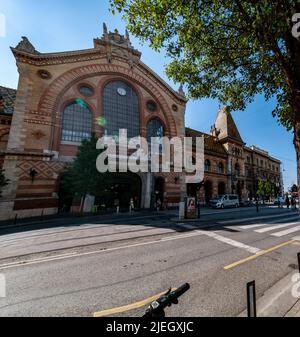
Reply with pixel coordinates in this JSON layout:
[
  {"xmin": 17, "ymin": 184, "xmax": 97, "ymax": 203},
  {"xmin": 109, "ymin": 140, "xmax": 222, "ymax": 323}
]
[{"xmin": 0, "ymin": 0, "xmax": 297, "ymax": 190}]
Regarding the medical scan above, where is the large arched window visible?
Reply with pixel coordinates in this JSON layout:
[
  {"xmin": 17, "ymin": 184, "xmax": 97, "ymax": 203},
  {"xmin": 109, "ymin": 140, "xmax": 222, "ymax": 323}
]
[
  {"xmin": 61, "ymin": 101, "xmax": 92, "ymax": 143},
  {"xmin": 147, "ymin": 118, "xmax": 165, "ymax": 154},
  {"xmin": 103, "ymin": 81, "xmax": 140, "ymax": 139}
]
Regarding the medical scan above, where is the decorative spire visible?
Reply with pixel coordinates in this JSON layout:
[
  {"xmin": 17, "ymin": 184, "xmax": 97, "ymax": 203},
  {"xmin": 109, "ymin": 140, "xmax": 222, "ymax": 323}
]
[
  {"xmin": 178, "ymin": 84, "xmax": 186, "ymax": 97},
  {"xmin": 15, "ymin": 36, "xmax": 40, "ymax": 54},
  {"xmin": 125, "ymin": 29, "xmax": 130, "ymax": 41},
  {"xmin": 103, "ymin": 22, "xmax": 108, "ymax": 35}
]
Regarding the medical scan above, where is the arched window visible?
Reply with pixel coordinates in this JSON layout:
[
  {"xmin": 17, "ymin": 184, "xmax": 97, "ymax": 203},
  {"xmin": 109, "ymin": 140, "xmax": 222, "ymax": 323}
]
[
  {"xmin": 61, "ymin": 101, "xmax": 92, "ymax": 143},
  {"xmin": 103, "ymin": 81, "xmax": 140, "ymax": 139},
  {"xmin": 0, "ymin": 133, "xmax": 9, "ymax": 150},
  {"xmin": 205, "ymin": 160, "xmax": 211, "ymax": 172},
  {"xmin": 147, "ymin": 118, "xmax": 165, "ymax": 140},
  {"xmin": 235, "ymin": 163, "xmax": 241, "ymax": 176},
  {"xmin": 218, "ymin": 162, "xmax": 225, "ymax": 174},
  {"xmin": 147, "ymin": 118, "xmax": 165, "ymax": 154}
]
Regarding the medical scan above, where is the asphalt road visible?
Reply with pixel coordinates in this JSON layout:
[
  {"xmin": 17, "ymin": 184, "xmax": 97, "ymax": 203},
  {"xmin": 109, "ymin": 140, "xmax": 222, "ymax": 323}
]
[{"xmin": 0, "ymin": 206, "xmax": 299, "ymax": 317}]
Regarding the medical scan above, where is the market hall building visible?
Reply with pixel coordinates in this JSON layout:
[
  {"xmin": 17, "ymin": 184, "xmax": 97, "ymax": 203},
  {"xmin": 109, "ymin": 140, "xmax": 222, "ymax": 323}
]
[{"xmin": 0, "ymin": 26, "xmax": 283, "ymax": 220}]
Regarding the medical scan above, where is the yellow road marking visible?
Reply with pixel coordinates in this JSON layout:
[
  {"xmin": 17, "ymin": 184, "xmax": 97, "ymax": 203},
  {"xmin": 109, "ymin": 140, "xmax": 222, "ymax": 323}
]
[
  {"xmin": 93, "ymin": 288, "xmax": 176, "ymax": 318},
  {"xmin": 224, "ymin": 240, "xmax": 295, "ymax": 270}
]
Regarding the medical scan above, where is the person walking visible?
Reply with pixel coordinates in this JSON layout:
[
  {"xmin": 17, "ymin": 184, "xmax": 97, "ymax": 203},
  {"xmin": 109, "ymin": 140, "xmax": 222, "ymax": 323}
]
[
  {"xmin": 286, "ymin": 195, "xmax": 290, "ymax": 209},
  {"xmin": 291, "ymin": 197, "xmax": 296, "ymax": 210}
]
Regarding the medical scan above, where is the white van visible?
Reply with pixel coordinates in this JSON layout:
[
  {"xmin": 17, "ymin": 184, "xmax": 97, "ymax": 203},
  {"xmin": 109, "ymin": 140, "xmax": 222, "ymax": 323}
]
[{"xmin": 210, "ymin": 195, "xmax": 240, "ymax": 209}]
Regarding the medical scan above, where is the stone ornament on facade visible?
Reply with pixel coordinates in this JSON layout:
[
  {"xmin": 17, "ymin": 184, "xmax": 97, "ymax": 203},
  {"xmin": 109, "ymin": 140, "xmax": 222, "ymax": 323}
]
[{"xmin": 15, "ymin": 36, "xmax": 40, "ymax": 55}]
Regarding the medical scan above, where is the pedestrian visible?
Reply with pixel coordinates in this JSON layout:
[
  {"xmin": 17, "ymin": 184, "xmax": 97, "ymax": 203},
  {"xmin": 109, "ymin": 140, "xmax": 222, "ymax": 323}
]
[
  {"xmin": 129, "ymin": 198, "xmax": 135, "ymax": 213},
  {"xmin": 291, "ymin": 197, "xmax": 296, "ymax": 210},
  {"xmin": 286, "ymin": 195, "xmax": 290, "ymax": 209},
  {"xmin": 114, "ymin": 198, "xmax": 120, "ymax": 214},
  {"xmin": 156, "ymin": 198, "xmax": 162, "ymax": 212}
]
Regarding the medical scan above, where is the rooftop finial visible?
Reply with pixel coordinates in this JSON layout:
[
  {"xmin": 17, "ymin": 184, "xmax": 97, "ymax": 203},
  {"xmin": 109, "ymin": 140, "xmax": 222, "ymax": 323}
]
[
  {"xmin": 103, "ymin": 22, "xmax": 108, "ymax": 35},
  {"xmin": 178, "ymin": 84, "xmax": 185, "ymax": 97}
]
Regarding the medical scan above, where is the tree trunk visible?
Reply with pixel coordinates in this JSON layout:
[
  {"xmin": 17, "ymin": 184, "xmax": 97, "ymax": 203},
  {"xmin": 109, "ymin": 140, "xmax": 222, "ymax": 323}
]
[{"xmin": 294, "ymin": 120, "xmax": 300, "ymax": 214}]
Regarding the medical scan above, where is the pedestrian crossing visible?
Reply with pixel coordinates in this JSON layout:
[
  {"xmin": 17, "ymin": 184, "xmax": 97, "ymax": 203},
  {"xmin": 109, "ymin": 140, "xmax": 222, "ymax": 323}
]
[{"xmin": 226, "ymin": 215, "xmax": 300, "ymax": 238}]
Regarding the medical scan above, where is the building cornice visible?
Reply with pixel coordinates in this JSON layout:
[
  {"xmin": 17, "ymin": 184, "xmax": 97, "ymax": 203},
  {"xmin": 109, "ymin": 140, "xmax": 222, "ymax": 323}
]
[{"xmin": 11, "ymin": 46, "xmax": 188, "ymax": 105}]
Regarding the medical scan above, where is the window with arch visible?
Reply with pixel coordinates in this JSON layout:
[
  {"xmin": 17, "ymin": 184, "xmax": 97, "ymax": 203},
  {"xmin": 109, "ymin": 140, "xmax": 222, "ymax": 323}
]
[
  {"xmin": 61, "ymin": 101, "xmax": 92, "ymax": 143},
  {"xmin": 0, "ymin": 133, "xmax": 9, "ymax": 150},
  {"xmin": 235, "ymin": 163, "xmax": 241, "ymax": 176},
  {"xmin": 103, "ymin": 81, "xmax": 140, "ymax": 139},
  {"xmin": 147, "ymin": 118, "xmax": 165, "ymax": 154},
  {"xmin": 205, "ymin": 160, "xmax": 211, "ymax": 172},
  {"xmin": 218, "ymin": 162, "xmax": 225, "ymax": 174}
]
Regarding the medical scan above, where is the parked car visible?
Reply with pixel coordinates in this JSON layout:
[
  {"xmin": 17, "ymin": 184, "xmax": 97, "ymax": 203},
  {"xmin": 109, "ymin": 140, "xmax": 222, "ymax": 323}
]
[{"xmin": 210, "ymin": 195, "xmax": 240, "ymax": 209}]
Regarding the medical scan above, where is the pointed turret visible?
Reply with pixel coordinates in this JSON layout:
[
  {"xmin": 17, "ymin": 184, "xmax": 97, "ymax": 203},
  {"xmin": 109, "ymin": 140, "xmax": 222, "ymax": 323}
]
[{"xmin": 214, "ymin": 106, "xmax": 244, "ymax": 144}]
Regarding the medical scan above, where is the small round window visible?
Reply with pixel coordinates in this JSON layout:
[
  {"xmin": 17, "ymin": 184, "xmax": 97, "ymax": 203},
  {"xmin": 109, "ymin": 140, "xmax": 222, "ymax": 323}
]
[
  {"xmin": 79, "ymin": 85, "xmax": 94, "ymax": 97},
  {"xmin": 146, "ymin": 101, "xmax": 157, "ymax": 112}
]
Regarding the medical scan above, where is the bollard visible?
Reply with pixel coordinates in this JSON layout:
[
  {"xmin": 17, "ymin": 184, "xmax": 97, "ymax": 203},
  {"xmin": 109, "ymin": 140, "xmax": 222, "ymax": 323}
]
[
  {"xmin": 41, "ymin": 210, "xmax": 44, "ymax": 221},
  {"xmin": 298, "ymin": 252, "xmax": 300, "ymax": 275},
  {"xmin": 247, "ymin": 281, "xmax": 257, "ymax": 318},
  {"xmin": 14, "ymin": 213, "xmax": 18, "ymax": 225}
]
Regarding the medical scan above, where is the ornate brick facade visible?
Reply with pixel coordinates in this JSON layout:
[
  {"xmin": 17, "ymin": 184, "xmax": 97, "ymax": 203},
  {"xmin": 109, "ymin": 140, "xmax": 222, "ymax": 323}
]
[
  {"xmin": 0, "ymin": 25, "xmax": 283, "ymax": 220},
  {"xmin": 0, "ymin": 26, "xmax": 187, "ymax": 220}
]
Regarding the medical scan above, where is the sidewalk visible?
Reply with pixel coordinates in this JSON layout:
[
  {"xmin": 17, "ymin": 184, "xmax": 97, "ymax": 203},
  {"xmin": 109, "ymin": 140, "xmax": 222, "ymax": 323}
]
[
  {"xmin": 285, "ymin": 299, "xmax": 300, "ymax": 317},
  {"xmin": 238, "ymin": 270, "xmax": 300, "ymax": 317},
  {"xmin": 0, "ymin": 209, "xmax": 178, "ymax": 232}
]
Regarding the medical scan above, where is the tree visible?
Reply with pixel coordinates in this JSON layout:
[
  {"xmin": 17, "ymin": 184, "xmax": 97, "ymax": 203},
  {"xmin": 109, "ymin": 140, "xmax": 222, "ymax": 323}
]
[
  {"xmin": 111, "ymin": 0, "xmax": 300, "ymax": 209},
  {"xmin": 291, "ymin": 184, "xmax": 298, "ymax": 192},
  {"xmin": 0, "ymin": 169, "xmax": 9, "ymax": 197},
  {"xmin": 59, "ymin": 134, "xmax": 111, "ymax": 212}
]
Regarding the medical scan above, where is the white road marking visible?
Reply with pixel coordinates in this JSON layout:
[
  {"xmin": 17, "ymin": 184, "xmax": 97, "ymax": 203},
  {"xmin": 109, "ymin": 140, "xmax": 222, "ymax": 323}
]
[
  {"xmin": 197, "ymin": 231, "xmax": 261, "ymax": 254},
  {"xmin": 223, "ymin": 216, "xmax": 299, "ymax": 231},
  {"xmin": 218, "ymin": 213, "xmax": 298, "ymax": 225},
  {"xmin": 255, "ymin": 222, "xmax": 300, "ymax": 233},
  {"xmin": 272, "ymin": 225, "xmax": 300, "ymax": 237}
]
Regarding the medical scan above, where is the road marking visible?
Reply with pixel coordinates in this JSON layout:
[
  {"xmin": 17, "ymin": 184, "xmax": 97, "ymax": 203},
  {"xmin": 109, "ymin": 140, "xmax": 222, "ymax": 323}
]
[
  {"xmin": 272, "ymin": 225, "xmax": 300, "ymax": 237},
  {"xmin": 255, "ymin": 222, "xmax": 299, "ymax": 233},
  {"xmin": 177, "ymin": 225, "xmax": 260, "ymax": 254},
  {"xmin": 93, "ymin": 288, "xmax": 175, "ymax": 317},
  {"xmin": 218, "ymin": 213, "xmax": 298, "ymax": 225},
  {"xmin": 224, "ymin": 240, "xmax": 295, "ymax": 270},
  {"xmin": 236, "ymin": 216, "xmax": 300, "ymax": 230},
  {"xmin": 199, "ymin": 231, "xmax": 260, "ymax": 254},
  {"xmin": 0, "ymin": 231, "xmax": 206, "ymax": 271}
]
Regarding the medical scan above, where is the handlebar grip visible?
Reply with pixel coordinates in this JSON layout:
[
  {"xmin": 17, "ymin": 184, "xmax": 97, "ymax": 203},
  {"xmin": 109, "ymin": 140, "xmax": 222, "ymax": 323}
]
[{"xmin": 172, "ymin": 283, "xmax": 190, "ymax": 298}]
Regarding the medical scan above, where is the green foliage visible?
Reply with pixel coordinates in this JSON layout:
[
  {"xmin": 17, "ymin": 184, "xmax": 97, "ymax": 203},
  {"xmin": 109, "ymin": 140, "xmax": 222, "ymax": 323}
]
[
  {"xmin": 110, "ymin": 0, "xmax": 300, "ymax": 131},
  {"xmin": 59, "ymin": 134, "xmax": 111, "ymax": 200},
  {"xmin": 257, "ymin": 179, "xmax": 272, "ymax": 197},
  {"xmin": 0, "ymin": 169, "xmax": 9, "ymax": 197},
  {"xmin": 291, "ymin": 184, "xmax": 298, "ymax": 192}
]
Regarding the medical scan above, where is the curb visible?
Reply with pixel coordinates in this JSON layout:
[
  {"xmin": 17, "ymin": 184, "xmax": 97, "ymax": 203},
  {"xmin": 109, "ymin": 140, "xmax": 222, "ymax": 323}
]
[{"xmin": 238, "ymin": 271, "xmax": 300, "ymax": 317}]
